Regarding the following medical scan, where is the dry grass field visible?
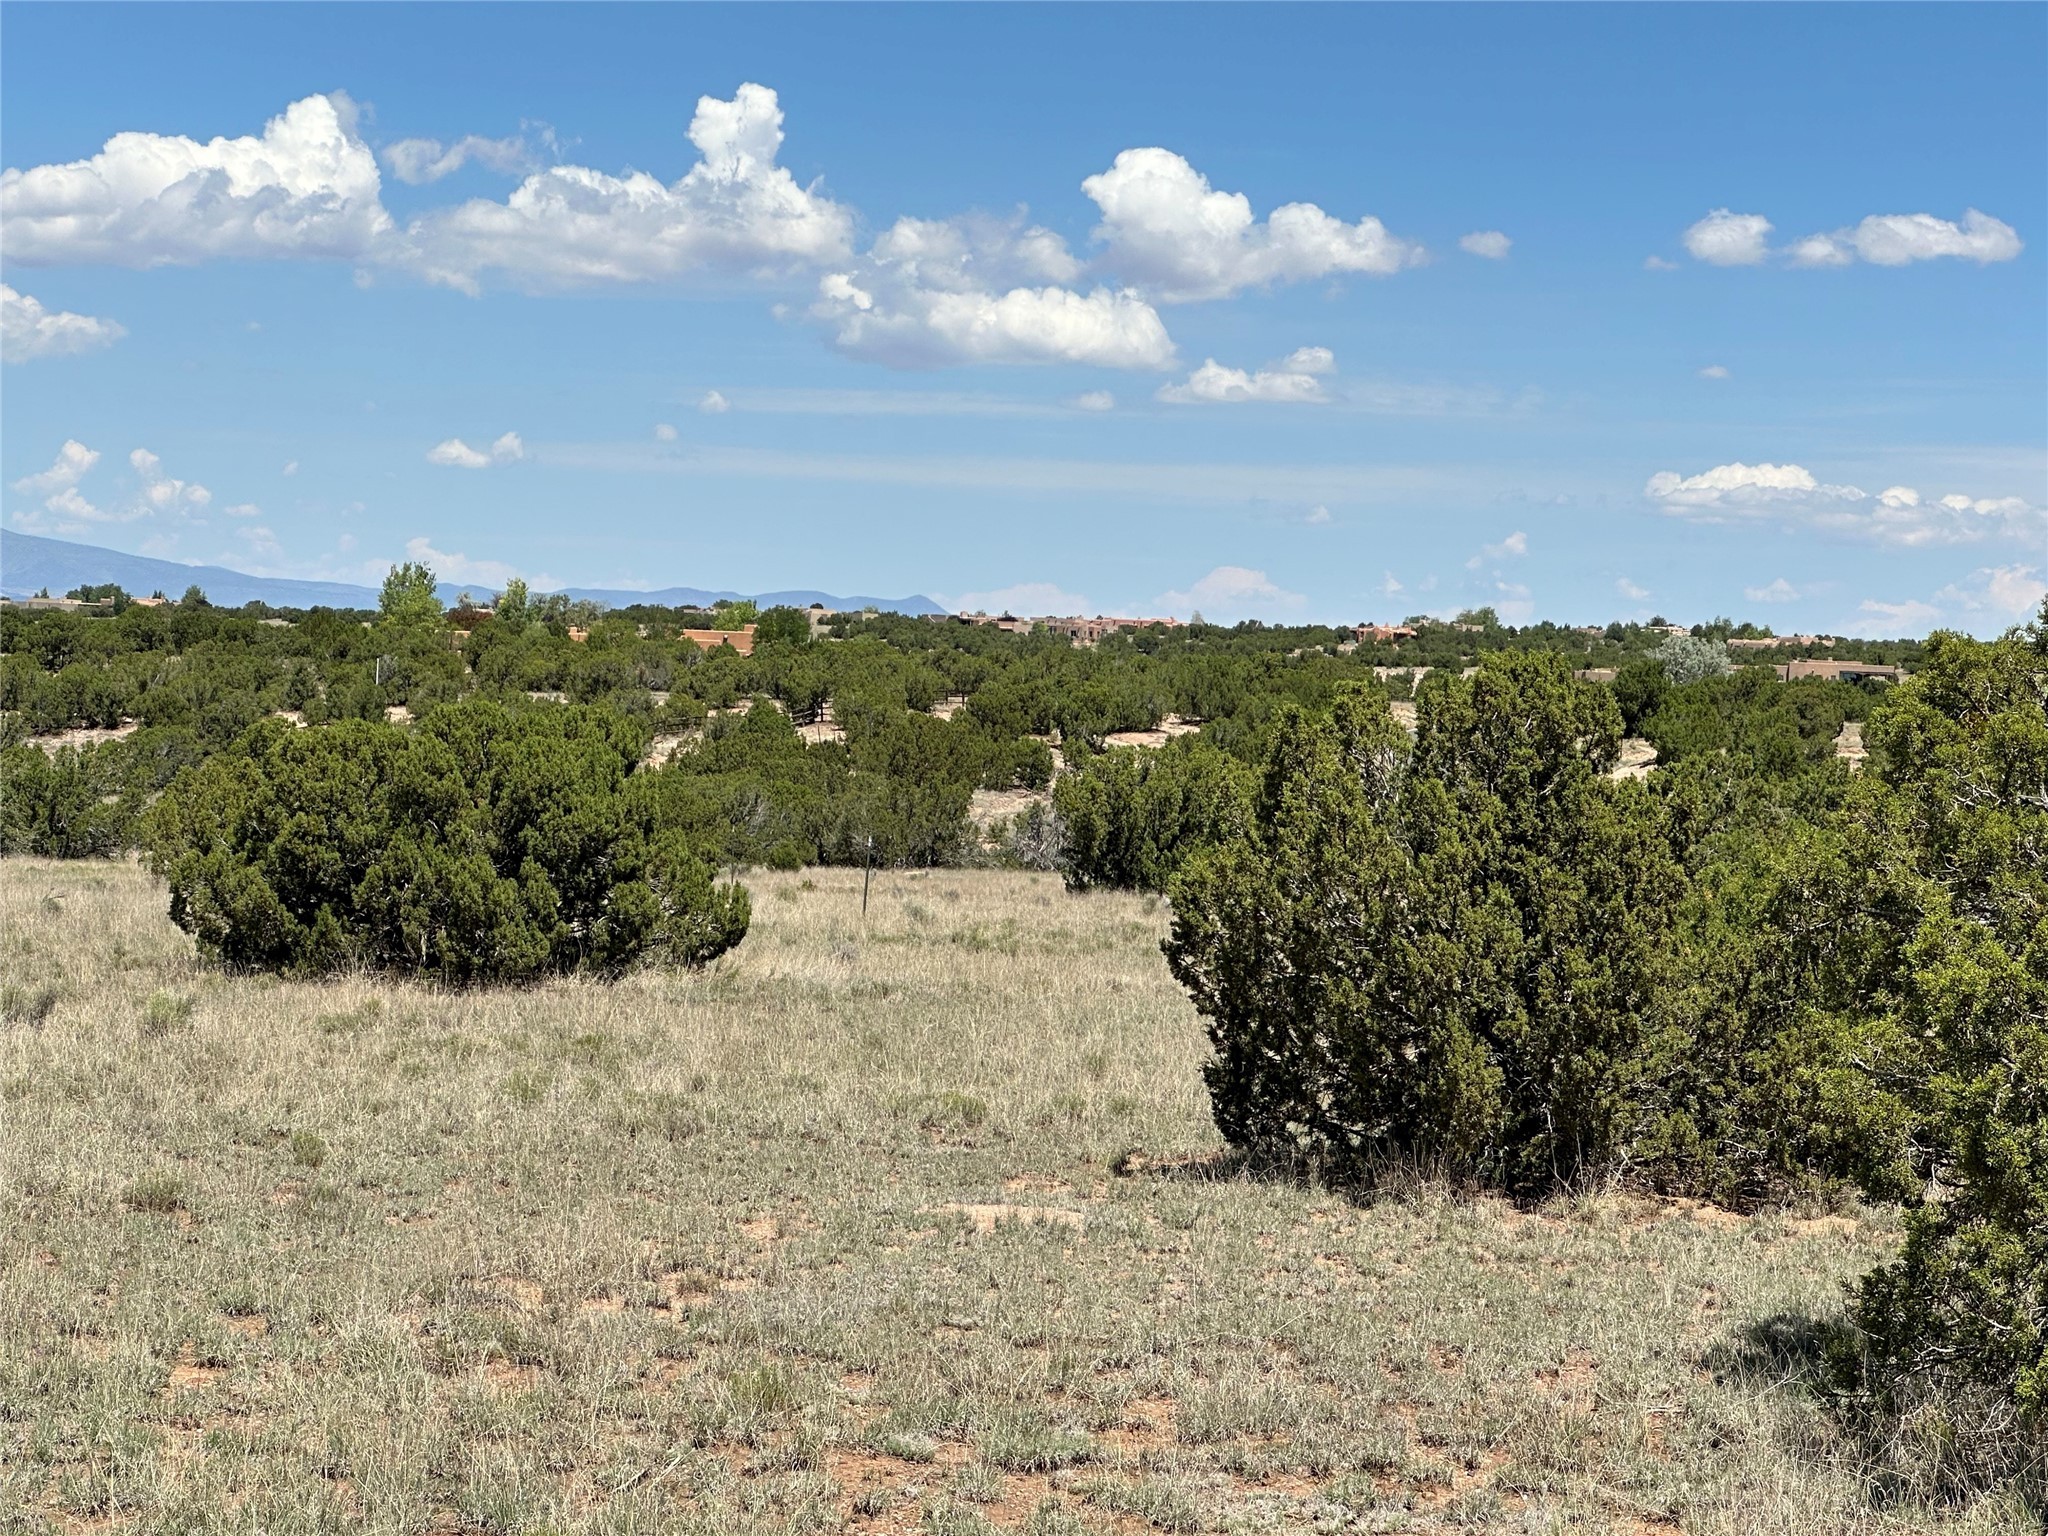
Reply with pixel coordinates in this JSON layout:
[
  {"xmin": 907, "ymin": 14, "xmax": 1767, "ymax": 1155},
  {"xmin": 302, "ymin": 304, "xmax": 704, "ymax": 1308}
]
[{"xmin": 0, "ymin": 857, "xmax": 2031, "ymax": 1535}]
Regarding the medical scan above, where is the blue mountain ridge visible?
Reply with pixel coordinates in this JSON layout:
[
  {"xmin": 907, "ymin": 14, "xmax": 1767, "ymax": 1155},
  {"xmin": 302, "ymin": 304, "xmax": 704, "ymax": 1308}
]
[{"xmin": 0, "ymin": 531, "xmax": 946, "ymax": 616}]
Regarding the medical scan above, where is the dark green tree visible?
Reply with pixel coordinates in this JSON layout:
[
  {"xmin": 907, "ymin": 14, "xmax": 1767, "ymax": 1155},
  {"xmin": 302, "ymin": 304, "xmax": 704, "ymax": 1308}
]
[
  {"xmin": 148, "ymin": 701, "xmax": 748, "ymax": 984},
  {"xmin": 1166, "ymin": 657, "xmax": 1685, "ymax": 1193},
  {"xmin": 1817, "ymin": 614, "xmax": 2048, "ymax": 1501},
  {"xmin": 755, "ymin": 605, "xmax": 810, "ymax": 647},
  {"xmin": 1054, "ymin": 737, "xmax": 1252, "ymax": 892}
]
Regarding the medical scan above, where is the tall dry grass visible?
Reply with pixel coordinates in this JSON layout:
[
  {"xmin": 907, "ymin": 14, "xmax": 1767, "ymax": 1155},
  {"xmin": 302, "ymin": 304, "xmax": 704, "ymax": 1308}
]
[{"xmin": 0, "ymin": 857, "xmax": 2031, "ymax": 1534}]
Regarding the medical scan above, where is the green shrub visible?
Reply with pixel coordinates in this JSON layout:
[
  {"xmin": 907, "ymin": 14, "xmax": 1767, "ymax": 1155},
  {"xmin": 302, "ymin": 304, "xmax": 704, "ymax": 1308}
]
[
  {"xmin": 148, "ymin": 700, "xmax": 748, "ymax": 984},
  {"xmin": 1166, "ymin": 656, "xmax": 1684, "ymax": 1194},
  {"xmin": 1054, "ymin": 736, "xmax": 1251, "ymax": 893},
  {"xmin": 139, "ymin": 990, "xmax": 194, "ymax": 1038},
  {"xmin": 0, "ymin": 741, "xmax": 143, "ymax": 856},
  {"xmin": 1814, "ymin": 617, "xmax": 2048, "ymax": 1502}
]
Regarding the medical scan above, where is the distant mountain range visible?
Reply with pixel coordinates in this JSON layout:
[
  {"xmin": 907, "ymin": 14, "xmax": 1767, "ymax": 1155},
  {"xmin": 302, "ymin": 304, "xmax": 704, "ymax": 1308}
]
[{"xmin": 0, "ymin": 531, "xmax": 947, "ymax": 617}]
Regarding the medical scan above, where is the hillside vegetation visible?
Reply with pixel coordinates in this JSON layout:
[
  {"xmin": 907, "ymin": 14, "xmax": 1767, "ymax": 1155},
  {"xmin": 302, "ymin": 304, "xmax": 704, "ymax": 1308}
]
[{"xmin": 4, "ymin": 573, "xmax": 2041, "ymax": 1524}]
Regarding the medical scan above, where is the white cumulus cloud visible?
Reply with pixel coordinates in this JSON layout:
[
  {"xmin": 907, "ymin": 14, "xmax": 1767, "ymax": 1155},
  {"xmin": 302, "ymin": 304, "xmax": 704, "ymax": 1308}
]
[
  {"xmin": 653, "ymin": 422, "xmax": 679, "ymax": 441},
  {"xmin": 1081, "ymin": 147, "xmax": 1425, "ymax": 303},
  {"xmin": 1684, "ymin": 207, "xmax": 2022, "ymax": 270},
  {"xmin": 1616, "ymin": 577, "xmax": 1650, "ymax": 601},
  {"xmin": 814, "ymin": 269, "xmax": 1174, "ymax": 370},
  {"xmin": 1745, "ymin": 578, "xmax": 1801, "ymax": 604},
  {"xmin": 12, "ymin": 439, "xmax": 99, "ymax": 496},
  {"xmin": 1796, "ymin": 209, "xmax": 2023, "ymax": 268},
  {"xmin": 1683, "ymin": 210, "xmax": 1773, "ymax": 267},
  {"xmin": 1, "ymin": 284, "xmax": 125, "ymax": 362},
  {"xmin": 1158, "ymin": 349, "xmax": 1335, "ymax": 404},
  {"xmin": 426, "ymin": 439, "xmax": 489, "ymax": 469},
  {"xmin": 9, "ymin": 439, "xmax": 221, "ymax": 530},
  {"xmin": 1646, "ymin": 461, "xmax": 2045, "ymax": 547},
  {"xmin": 2, "ymin": 92, "xmax": 392, "ymax": 267},
  {"xmin": 1852, "ymin": 565, "xmax": 2048, "ymax": 638},
  {"xmin": 1940, "ymin": 565, "xmax": 2048, "ymax": 624},
  {"xmin": 1156, "ymin": 564, "xmax": 1308, "ymax": 622},
  {"xmin": 130, "ymin": 447, "xmax": 210, "ymax": 511},
  {"xmin": 1459, "ymin": 230, "xmax": 1511, "ymax": 260},
  {"xmin": 426, "ymin": 433, "xmax": 524, "ymax": 469},
  {"xmin": 1697, "ymin": 364, "xmax": 1730, "ymax": 380},
  {"xmin": 1072, "ymin": 390, "xmax": 1115, "ymax": 412},
  {"xmin": 401, "ymin": 84, "xmax": 853, "ymax": 292},
  {"xmin": 698, "ymin": 390, "xmax": 730, "ymax": 414}
]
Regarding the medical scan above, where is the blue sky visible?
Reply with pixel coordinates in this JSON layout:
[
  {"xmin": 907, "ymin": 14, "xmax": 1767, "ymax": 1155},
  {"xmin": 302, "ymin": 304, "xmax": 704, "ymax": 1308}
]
[{"xmin": 4, "ymin": 2, "xmax": 2043, "ymax": 632}]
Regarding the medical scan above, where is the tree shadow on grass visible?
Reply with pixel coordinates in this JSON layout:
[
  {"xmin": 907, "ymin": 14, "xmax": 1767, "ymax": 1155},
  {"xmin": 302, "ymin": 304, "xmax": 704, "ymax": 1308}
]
[
  {"xmin": 1701, "ymin": 1309, "xmax": 1852, "ymax": 1397},
  {"xmin": 1703, "ymin": 1312, "xmax": 2044, "ymax": 1520},
  {"xmin": 1110, "ymin": 1145, "xmax": 1265, "ymax": 1184}
]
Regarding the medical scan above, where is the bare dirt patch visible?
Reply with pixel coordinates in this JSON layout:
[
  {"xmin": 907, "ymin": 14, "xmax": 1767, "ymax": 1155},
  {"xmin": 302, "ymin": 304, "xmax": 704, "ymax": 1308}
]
[
  {"xmin": 1101, "ymin": 715, "xmax": 1202, "ymax": 750},
  {"xmin": 164, "ymin": 1345, "xmax": 225, "ymax": 1394},
  {"xmin": 23, "ymin": 723, "xmax": 139, "ymax": 753},
  {"xmin": 968, "ymin": 787, "xmax": 1051, "ymax": 831},
  {"xmin": 1835, "ymin": 720, "xmax": 1866, "ymax": 769},
  {"xmin": 1613, "ymin": 737, "xmax": 1659, "ymax": 780}
]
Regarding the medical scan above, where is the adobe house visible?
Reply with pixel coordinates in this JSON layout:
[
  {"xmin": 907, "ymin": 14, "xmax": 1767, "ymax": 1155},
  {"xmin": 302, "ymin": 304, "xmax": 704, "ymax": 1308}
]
[
  {"xmin": 1777, "ymin": 659, "xmax": 1903, "ymax": 684},
  {"xmin": 1728, "ymin": 634, "xmax": 1825, "ymax": 651},
  {"xmin": 680, "ymin": 624, "xmax": 757, "ymax": 657}
]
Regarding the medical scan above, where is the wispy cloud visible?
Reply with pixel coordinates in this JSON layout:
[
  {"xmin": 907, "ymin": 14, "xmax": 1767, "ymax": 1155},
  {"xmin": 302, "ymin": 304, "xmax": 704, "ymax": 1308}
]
[
  {"xmin": 678, "ymin": 387, "xmax": 1080, "ymax": 420},
  {"xmin": 539, "ymin": 439, "xmax": 1500, "ymax": 505},
  {"xmin": 1467, "ymin": 530, "xmax": 1528, "ymax": 568}
]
